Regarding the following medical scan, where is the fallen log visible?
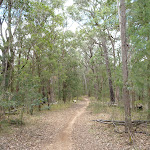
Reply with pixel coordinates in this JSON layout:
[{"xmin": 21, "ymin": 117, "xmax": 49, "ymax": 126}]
[
  {"xmin": 93, "ymin": 119, "xmax": 150, "ymax": 135},
  {"xmin": 93, "ymin": 119, "xmax": 150, "ymax": 126}
]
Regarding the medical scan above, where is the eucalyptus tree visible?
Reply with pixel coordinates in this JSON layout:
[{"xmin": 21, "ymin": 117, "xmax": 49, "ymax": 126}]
[
  {"xmin": 0, "ymin": 0, "xmax": 66, "ymax": 114},
  {"xmin": 118, "ymin": 0, "xmax": 132, "ymax": 132},
  {"xmin": 67, "ymin": 0, "xmax": 119, "ymax": 103},
  {"xmin": 0, "ymin": 0, "xmax": 31, "ymax": 114},
  {"xmin": 74, "ymin": 28, "xmax": 107, "ymax": 99},
  {"xmin": 19, "ymin": 0, "xmax": 67, "ymax": 111},
  {"xmin": 75, "ymin": 29, "xmax": 96, "ymax": 96},
  {"xmin": 56, "ymin": 29, "xmax": 83, "ymax": 102},
  {"xmin": 128, "ymin": 0, "xmax": 150, "ymax": 119}
]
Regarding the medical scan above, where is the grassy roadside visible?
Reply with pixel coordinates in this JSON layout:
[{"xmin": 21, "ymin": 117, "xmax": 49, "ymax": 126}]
[{"xmin": 88, "ymin": 97, "xmax": 148, "ymax": 121}]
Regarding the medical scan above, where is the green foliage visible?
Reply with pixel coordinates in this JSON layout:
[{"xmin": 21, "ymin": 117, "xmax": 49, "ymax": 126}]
[
  {"xmin": 0, "ymin": 0, "xmax": 149, "ymax": 128},
  {"xmin": 135, "ymin": 100, "xmax": 144, "ymax": 105},
  {"xmin": 9, "ymin": 119, "xmax": 24, "ymax": 126},
  {"xmin": 0, "ymin": 92, "xmax": 16, "ymax": 109},
  {"xmin": 128, "ymin": 0, "xmax": 150, "ymax": 105}
]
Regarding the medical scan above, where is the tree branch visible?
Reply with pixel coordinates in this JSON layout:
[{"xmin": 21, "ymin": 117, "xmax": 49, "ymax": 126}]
[{"xmin": 0, "ymin": 0, "xmax": 3, "ymax": 7}]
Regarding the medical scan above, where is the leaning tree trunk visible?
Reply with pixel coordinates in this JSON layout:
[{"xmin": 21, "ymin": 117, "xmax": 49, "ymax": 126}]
[
  {"xmin": 120, "ymin": 0, "xmax": 132, "ymax": 132},
  {"xmin": 101, "ymin": 37, "xmax": 115, "ymax": 104}
]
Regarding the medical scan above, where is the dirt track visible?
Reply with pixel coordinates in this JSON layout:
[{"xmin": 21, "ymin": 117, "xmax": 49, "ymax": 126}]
[
  {"xmin": 0, "ymin": 98, "xmax": 91, "ymax": 150},
  {"xmin": 44, "ymin": 98, "xmax": 89, "ymax": 150},
  {"xmin": 0, "ymin": 97, "xmax": 150, "ymax": 150}
]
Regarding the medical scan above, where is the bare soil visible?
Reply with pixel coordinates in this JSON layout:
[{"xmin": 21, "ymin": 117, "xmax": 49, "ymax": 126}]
[
  {"xmin": 0, "ymin": 97, "xmax": 150, "ymax": 150},
  {"xmin": 44, "ymin": 98, "xmax": 89, "ymax": 150}
]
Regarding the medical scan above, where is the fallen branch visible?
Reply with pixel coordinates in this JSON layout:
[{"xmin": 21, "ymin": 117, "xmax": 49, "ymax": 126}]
[
  {"xmin": 134, "ymin": 131, "xmax": 150, "ymax": 135},
  {"xmin": 93, "ymin": 119, "xmax": 150, "ymax": 135},
  {"xmin": 93, "ymin": 119, "xmax": 150, "ymax": 126}
]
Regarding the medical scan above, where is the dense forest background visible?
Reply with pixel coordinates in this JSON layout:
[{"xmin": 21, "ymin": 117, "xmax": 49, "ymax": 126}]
[{"xmin": 0, "ymin": 0, "xmax": 150, "ymax": 131}]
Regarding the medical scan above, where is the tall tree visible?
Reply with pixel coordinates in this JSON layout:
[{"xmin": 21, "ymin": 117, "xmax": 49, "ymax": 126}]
[
  {"xmin": 119, "ymin": 0, "xmax": 132, "ymax": 132},
  {"xmin": 128, "ymin": 0, "xmax": 150, "ymax": 119},
  {"xmin": 67, "ymin": 0, "xmax": 116, "ymax": 103},
  {"xmin": 101, "ymin": 36, "xmax": 115, "ymax": 103}
]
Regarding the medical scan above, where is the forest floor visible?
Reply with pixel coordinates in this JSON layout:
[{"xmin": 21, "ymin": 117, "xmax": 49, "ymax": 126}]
[{"xmin": 0, "ymin": 97, "xmax": 150, "ymax": 150}]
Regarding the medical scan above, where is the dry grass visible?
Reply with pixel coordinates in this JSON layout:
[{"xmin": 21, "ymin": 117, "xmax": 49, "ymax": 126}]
[
  {"xmin": 88, "ymin": 100, "xmax": 124, "ymax": 121},
  {"xmin": 88, "ymin": 99, "xmax": 149, "ymax": 121},
  {"xmin": 86, "ymin": 98, "xmax": 150, "ymax": 149}
]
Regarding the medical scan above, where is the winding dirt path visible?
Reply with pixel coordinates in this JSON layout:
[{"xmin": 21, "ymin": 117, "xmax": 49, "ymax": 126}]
[
  {"xmin": 45, "ymin": 98, "xmax": 89, "ymax": 150},
  {"xmin": 1, "ymin": 97, "xmax": 150, "ymax": 150}
]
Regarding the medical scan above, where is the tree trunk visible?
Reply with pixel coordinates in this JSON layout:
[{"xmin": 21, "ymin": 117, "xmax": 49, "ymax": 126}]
[
  {"xmin": 120, "ymin": 0, "xmax": 132, "ymax": 132},
  {"xmin": 37, "ymin": 56, "xmax": 41, "ymax": 111},
  {"xmin": 115, "ymin": 86, "xmax": 120, "ymax": 104},
  {"xmin": 62, "ymin": 81, "xmax": 67, "ymax": 103},
  {"xmin": 88, "ymin": 90, "xmax": 91, "ymax": 97},
  {"xmin": 42, "ymin": 85, "xmax": 46, "ymax": 98},
  {"xmin": 147, "ymin": 101, "xmax": 150, "ymax": 120},
  {"xmin": 83, "ymin": 72, "xmax": 88, "ymax": 95},
  {"xmin": 1, "ymin": 0, "xmax": 14, "ymax": 94},
  {"xmin": 0, "ymin": 0, "xmax": 3, "ymax": 6},
  {"xmin": 101, "ymin": 38, "xmax": 115, "ymax": 104},
  {"xmin": 147, "ymin": 81, "xmax": 150, "ymax": 119},
  {"xmin": 8, "ymin": 0, "xmax": 14, "ymax": 93},
  {"xmin": 50, "ymin": 78, "xmax": 54, "ymax": 103},
  {"xmin": 47, "ymin": 79, "xmax": 54, "ymax": 108},
  {"xmin": 107, "ymin": 29, "xmax": 116, "ymax": 68},
  {"xmin": 16, "ymin": 46, "xmax": 22, "ymax": 92},
  {"xmin": 131, "ymin": 90, "xmax": 135, "ymax": 110}
]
